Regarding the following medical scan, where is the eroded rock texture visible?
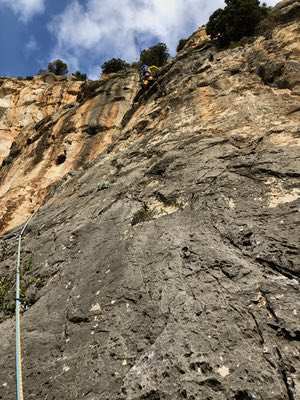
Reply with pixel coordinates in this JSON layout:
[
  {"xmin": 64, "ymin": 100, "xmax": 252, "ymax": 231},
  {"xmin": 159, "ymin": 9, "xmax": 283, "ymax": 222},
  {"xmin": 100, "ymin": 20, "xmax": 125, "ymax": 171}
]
[
  {"xmin": 0, "ymin": 72, "xmax": 139, "ymax": 234},
  {"xmin": 0, "ymin": 2, "xmax": 299, "ymax": 400}
]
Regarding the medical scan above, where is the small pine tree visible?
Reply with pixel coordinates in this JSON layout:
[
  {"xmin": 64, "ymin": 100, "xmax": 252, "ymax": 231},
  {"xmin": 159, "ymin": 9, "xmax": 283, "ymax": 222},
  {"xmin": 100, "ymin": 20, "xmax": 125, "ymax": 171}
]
[
  {"xmin": 140, "ymin": 43, "xmax": 169, "ymax": 67},
  {"xmin": 206, "ymin": 0, "xmax": 270, "ymax": 45},
  {"xmin": 48, "ymin": 59, "xmax": 68, "ymax": 76},
  {"xmin": 101, "ymin": 58, "xmax": 129, "ymax": 74}
]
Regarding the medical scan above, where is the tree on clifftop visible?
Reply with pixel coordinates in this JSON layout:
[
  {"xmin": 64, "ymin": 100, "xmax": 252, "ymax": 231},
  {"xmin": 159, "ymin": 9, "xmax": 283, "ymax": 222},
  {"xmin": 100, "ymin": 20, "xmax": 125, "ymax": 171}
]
[
  {"xmin": 140, "ymin": 43, "xmax": 169, "ymax": 67},
  {"xmin": 206, "ymin": 0, "xmax": 270, "ymax": 45},
  {"xmin": 101, "ymin": 58, "xmax": 129, "ymax": 74},
  {"xmin": 73, "ymin": 71, "xmax": 87, "ymax": 81},
  {"xmin": 176, "ymin": 38, "xmax": 188, "ymax": 52},
  {"xmin": 48, "ymin": 59, "xmax": 69, "ymax": 76}
]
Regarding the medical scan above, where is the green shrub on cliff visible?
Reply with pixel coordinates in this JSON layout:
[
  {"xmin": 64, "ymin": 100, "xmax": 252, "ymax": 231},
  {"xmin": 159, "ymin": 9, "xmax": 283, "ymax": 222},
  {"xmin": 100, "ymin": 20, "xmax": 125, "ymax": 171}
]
[
  {"xmin": 74, "ymin": 71, "xmax": 87, "ymax": 81},
  {"xmin": 176, "ymin": 38, "xmax": 188, "ymax": 52},
  {"xmin": 101, "ymin": 58, "xmax": 129, "ymax": 74},
  {"xmin": 140, "ymin": 42, "xmax": 169, "ymax": 67},
  {"xmin": 207, "ymin": 0, "xmax": 270, "ymax": 45},
  {"xmin": 47, "ymin": 59, "xmax": 69, "ymax": 76}
]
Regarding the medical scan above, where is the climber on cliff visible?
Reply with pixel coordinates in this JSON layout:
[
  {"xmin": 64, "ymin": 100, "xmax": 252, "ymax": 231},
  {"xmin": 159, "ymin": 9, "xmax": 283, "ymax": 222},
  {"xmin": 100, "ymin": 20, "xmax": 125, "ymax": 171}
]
[
  {"xmin": 134, "ymin": 64, "xmax": 163, "ymax": 103},
  {"xmin": 140, "ymin": 64, "xmax": 149, "ymax": 76},
  {"xmin": 140, "ymin": 64, "xmax": 153, "ymax": 90},
  {"xmin": 148, "ymin": 65, "xmax": 160, "ymax": 78},
  {"xmin": 140, "ymin": 64, "xmax": 159, "ymax": 91}
]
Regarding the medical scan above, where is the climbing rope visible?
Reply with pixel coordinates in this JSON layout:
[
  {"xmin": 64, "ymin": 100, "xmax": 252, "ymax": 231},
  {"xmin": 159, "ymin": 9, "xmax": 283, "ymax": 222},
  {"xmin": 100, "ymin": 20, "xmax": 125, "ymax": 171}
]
[{"xmin": 15, "ymin": 212, "xmax": 37, "ymax": 400}]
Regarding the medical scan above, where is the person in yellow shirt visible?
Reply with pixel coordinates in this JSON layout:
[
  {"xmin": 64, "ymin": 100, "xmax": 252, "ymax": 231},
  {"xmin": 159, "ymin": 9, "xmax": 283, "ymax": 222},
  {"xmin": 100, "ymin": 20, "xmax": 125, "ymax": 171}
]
[{"xmin": 141, "ymin": 65, "xmax": 160, "ymax": 90}]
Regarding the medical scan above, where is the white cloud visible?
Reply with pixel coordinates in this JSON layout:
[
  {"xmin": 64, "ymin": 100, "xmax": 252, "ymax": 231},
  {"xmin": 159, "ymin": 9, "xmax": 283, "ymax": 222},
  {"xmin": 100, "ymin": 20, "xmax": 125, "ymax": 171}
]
[
  {"xmin": 24, "ymin": 36, "xmax": 39, "ymax": 58},
  {"xmin": 0, "ymin": 0, "xmax": 45, "ymax": 21},
  {"xmin": 26, "ymin": 37, "xmax": 38, "ymax": 52},
  {"xmin": 49, "ymin": 0, "xmax": 280, "ymax": 76}
]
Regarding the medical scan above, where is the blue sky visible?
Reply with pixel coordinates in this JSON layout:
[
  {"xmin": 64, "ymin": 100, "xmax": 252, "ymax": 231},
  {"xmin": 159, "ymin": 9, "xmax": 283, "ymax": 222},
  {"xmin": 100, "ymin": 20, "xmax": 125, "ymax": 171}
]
[{"xmin": 0, "ymin": 0, "xmax": 279, "ymax": 79}]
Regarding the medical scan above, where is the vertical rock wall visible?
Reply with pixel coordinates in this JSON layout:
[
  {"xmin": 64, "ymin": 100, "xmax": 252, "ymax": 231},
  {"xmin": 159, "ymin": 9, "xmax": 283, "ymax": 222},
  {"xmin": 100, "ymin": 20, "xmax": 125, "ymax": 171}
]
[
  {"xmin": 0, "ymin": 2, "xmax": 299, "ymax": 399},
  {"xmin": 0, "ymin": 71, "xmax": 139, "ymax": 234}
]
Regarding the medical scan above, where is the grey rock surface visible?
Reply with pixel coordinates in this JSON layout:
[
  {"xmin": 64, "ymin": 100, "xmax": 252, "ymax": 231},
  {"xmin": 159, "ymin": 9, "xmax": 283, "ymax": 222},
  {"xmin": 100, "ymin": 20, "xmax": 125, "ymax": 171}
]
[{"xmin": 0, "ymin": 4, "xmax": 299, "ymax": 400}]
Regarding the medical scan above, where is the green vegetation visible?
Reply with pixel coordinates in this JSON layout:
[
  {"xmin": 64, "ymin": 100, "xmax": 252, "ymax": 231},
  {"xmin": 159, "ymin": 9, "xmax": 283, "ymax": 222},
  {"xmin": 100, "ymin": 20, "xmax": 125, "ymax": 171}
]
[
  {"xmin": 0, "ymin": 276, "xmax": 14, "ymax": 316},
  {"xmin": 48, "ymin": 59, "xmax": 69, "ymax": 76},
  {"xmin": 101, "ymin": 58, "xmax": 129, "ymax": 74},
  {"xmin": 140, "ymin": 42, "xmax": 169, "ymax": 67},
  {"xmin": 0, "ymin": 277, "xmax": 10, "ymax": 304},
  {"xmin": 23, "ymin": 255, "xmax": 33, "ymax": 274},
  {"xmin": 177, "ymin": 38, "xmax": 188, "ymax": 52},
  {"xmin": 132, "ymin": 205, "xmax": 155, "ymax": 226},
  {"xmin": 73, "ymin": 71, "xmax": 87, "ymax": 81},
  {"xmin": 97, "ymin": 181, "xmax": 111, "ymax": 191},
  {"xmin": 21, "ymin": 255, "xmax": 44, "ymax": 306},
  {"xmin": 0, "ymin": 254, "xmax": 45, "ymax": 320},
  {"xmin": 206, "ymin": 0, "xmax": 270, "ymax": 46}
]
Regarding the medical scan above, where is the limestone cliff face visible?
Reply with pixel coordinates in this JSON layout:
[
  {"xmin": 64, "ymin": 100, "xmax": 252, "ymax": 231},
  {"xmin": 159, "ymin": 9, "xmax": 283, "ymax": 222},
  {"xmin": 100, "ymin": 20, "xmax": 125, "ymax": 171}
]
[
  {"xmin": 0, "ymin": 2, "xmax": 299, "ymax": 400},
  {"xmin": 0, "ymin": 72, "xmax": 139, "ymax": 234},
  {"xmin": 0, "ymin": 75, "xmax": 82, "ymax": 163}
]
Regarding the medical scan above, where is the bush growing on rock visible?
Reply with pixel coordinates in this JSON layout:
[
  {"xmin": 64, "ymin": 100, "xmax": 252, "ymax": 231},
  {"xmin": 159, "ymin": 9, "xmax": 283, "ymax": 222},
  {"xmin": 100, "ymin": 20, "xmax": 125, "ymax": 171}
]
[
  {"xmin": 48, "ymin": 59, "xmax": 69, "ymax": 76},
  {"xmin": 206, "ymin": 0, "xmax": 270, "ymax": 45},
  {"xmin": 73, "ymin": 71, "xmax": 87, "ymax": 81},
  {"xmin": 140, "ymin": 42, "xmax": 169, "ymax": 67},
  {"xmin": 177, "ymin": 38, "xmax": 188, "ymax": 52},
  {"xmin": 101, "ymin": 58, "xmax": 129, "ymax": 74},
  {"xmin": 0, "ymin": 276, "xmax": 14, "ymax": 318}
]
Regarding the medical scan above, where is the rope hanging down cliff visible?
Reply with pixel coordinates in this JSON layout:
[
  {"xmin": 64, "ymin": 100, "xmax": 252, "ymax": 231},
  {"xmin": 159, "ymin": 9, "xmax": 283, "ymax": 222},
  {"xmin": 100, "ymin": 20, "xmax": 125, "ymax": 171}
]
[{"xmin": 15, "ymin": 211, "xmax": 38, "ymax": 400}]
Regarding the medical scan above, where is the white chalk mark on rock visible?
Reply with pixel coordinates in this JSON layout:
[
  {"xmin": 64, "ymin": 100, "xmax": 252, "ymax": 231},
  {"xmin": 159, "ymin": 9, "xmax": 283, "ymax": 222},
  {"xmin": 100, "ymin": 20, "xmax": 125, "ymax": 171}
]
[
  {"xmin": 217, "ymin": 366, "xmax": 230, "ymax": 378},
  {"xmin": 90, "ymin": 303, "xmax": 101, "ymax": 312}
]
